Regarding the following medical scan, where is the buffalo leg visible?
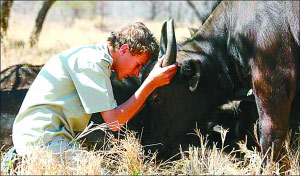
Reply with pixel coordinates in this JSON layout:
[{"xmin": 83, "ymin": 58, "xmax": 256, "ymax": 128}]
[
  {"xmin": 258, "ymin": 112, "xmax": 289, "ymax": 162},
  {"xmin": 251, "ymin": 65, "xmax": 296, "ymax": 162}
]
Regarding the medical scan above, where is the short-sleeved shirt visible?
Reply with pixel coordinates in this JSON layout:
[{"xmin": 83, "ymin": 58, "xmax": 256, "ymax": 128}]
[{"xmin": 12, "ymin": 41, "xmax": 117, "ymax": 156}]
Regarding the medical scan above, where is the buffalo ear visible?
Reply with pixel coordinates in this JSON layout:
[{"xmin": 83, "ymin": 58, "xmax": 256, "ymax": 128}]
[
  {"xmin": 189, "ymin": 72, "xmax": 200, "ymax": 92},
  {"xmin": 180, "ymin": 59, "xmax": 201, "ymax": 92}
]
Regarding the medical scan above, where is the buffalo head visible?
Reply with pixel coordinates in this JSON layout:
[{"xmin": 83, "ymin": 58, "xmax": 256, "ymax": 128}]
[{"xmin": 141, "ymin": 19, "xmax": 234, "ymax": 159}]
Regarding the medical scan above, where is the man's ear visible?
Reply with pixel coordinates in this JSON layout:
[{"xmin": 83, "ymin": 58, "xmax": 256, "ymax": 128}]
[{"xmin": 119, "ymin": 44, "xmax": 129, "ymax": 55}]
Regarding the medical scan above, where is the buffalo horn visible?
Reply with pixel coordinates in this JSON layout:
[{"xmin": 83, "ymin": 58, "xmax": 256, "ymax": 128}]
[
  {"xmin": 162, "ymin": 19, "xmax": 177, "ymax": 67},
  {"xmin": 159, "ymin": 20, "xmax": 167, "ymax": 58}
]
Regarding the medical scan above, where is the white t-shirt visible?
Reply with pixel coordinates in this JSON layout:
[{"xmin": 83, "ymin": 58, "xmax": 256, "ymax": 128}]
[{"xmin": 12, "ymin": 41, "xmax": 117, "ymax": 156}]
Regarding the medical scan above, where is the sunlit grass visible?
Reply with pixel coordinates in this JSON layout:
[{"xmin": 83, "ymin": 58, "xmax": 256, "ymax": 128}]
[{"xmin": 1, "ymin": 122, "xmax": 299, "ymax": 175}]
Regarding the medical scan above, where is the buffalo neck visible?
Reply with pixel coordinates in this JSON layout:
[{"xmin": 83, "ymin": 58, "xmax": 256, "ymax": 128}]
[{"xmin": 178, "ymin": 1, "xmax": 236, "ymax": 96}]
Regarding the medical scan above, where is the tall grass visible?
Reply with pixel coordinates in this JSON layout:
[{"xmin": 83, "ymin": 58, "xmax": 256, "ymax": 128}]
[{"xmin": 1, "ymin": 123, "xmax": 299, "ymax": 175}]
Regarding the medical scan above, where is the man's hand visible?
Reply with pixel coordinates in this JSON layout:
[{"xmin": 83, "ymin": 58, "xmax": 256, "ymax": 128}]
[
  {"xmin": 101, "ymin": 55, "xmax": 177, "ymax": 132},
  {"xmin": 145, "ymin": 55, "xmax": 177, "ymax": 89}
]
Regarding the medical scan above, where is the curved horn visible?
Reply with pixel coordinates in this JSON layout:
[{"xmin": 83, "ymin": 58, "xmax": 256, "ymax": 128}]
[
  {"xmin": 162, "ymin": 19, "xmax": 177, "ymax": 67},
  {"xmin": 159, "ymin": 20, "xmax": 167, "ymax": 58}
]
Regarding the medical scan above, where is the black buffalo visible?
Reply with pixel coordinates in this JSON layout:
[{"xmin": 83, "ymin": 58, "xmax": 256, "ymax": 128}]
[
  {"xmin": 1, "ymin": 64, "xmax": 43, "ymax": 125},
  {"xmin": 142, "ymin": 1, "xmax": 299, "ymax": 161},
  {"xmin": 1, "ymin": 64, "xmax": 42, "ymax": 149}
]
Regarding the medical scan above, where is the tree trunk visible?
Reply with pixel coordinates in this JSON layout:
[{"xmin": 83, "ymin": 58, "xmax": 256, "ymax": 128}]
[
  {"xmin": 176, "ymin": 2, "xmax": 182, "ymax": 23},
  {"xmin": 0, "ymin": 0, "xmax": 14, "ymax": 39},
  {"xmin": 29, "ymin": 0, "xmax": 55, "ymax": 47},
  {"xmin": 149, "ymin": 1, "xmax": 157, "ymax": 20},
  {"xmin": 99, "ymin": 1, "xmax": 105, "ymax": 31},
  {"xmin": 186, "ymin": 0, "xmax": 203, "ymax": 25}
]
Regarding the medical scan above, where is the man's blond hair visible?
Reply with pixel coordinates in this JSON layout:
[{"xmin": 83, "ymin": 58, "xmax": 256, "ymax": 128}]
[{"xmin": 107, "ymin": 22, "xmax": 159, "ymax": 61}]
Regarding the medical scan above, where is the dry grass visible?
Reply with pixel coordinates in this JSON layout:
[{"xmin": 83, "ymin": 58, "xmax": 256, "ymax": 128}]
[{"xmin": 1, "ymin": 123, "xmax": 299, "ymax": 175}]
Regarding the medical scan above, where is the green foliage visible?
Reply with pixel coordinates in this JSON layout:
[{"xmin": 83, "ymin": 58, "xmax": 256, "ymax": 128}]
[{"xmin": 130, "ymin": 159, "xmax": 140, "ymax": 176}]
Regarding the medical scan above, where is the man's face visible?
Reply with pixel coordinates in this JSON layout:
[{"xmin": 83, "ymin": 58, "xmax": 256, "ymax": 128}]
[{"xmin": 114, "ymin": 50, "xmax": 149, "ymax": 80}]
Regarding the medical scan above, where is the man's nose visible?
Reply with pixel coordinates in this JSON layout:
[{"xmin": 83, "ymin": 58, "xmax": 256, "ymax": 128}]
[{"xmin": 133, "ymin": 68, "xmax": 140, "ymax": 77}]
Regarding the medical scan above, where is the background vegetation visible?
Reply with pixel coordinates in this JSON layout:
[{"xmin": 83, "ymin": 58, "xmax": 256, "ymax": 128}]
[{"xmin": 1, "ymin": 1, "xmax": 218, "ymax": 69}]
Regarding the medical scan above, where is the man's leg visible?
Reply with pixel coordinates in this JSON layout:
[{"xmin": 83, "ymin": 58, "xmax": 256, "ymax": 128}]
[{"xmin": 45, "ymin": 136, "xmax": 80, "ymax": 166}]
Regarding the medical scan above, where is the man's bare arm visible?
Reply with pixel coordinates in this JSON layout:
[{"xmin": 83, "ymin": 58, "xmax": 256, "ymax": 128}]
[{"xmin": 101, "ymin": 57, "xmax": 177, "ymax": 131}]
